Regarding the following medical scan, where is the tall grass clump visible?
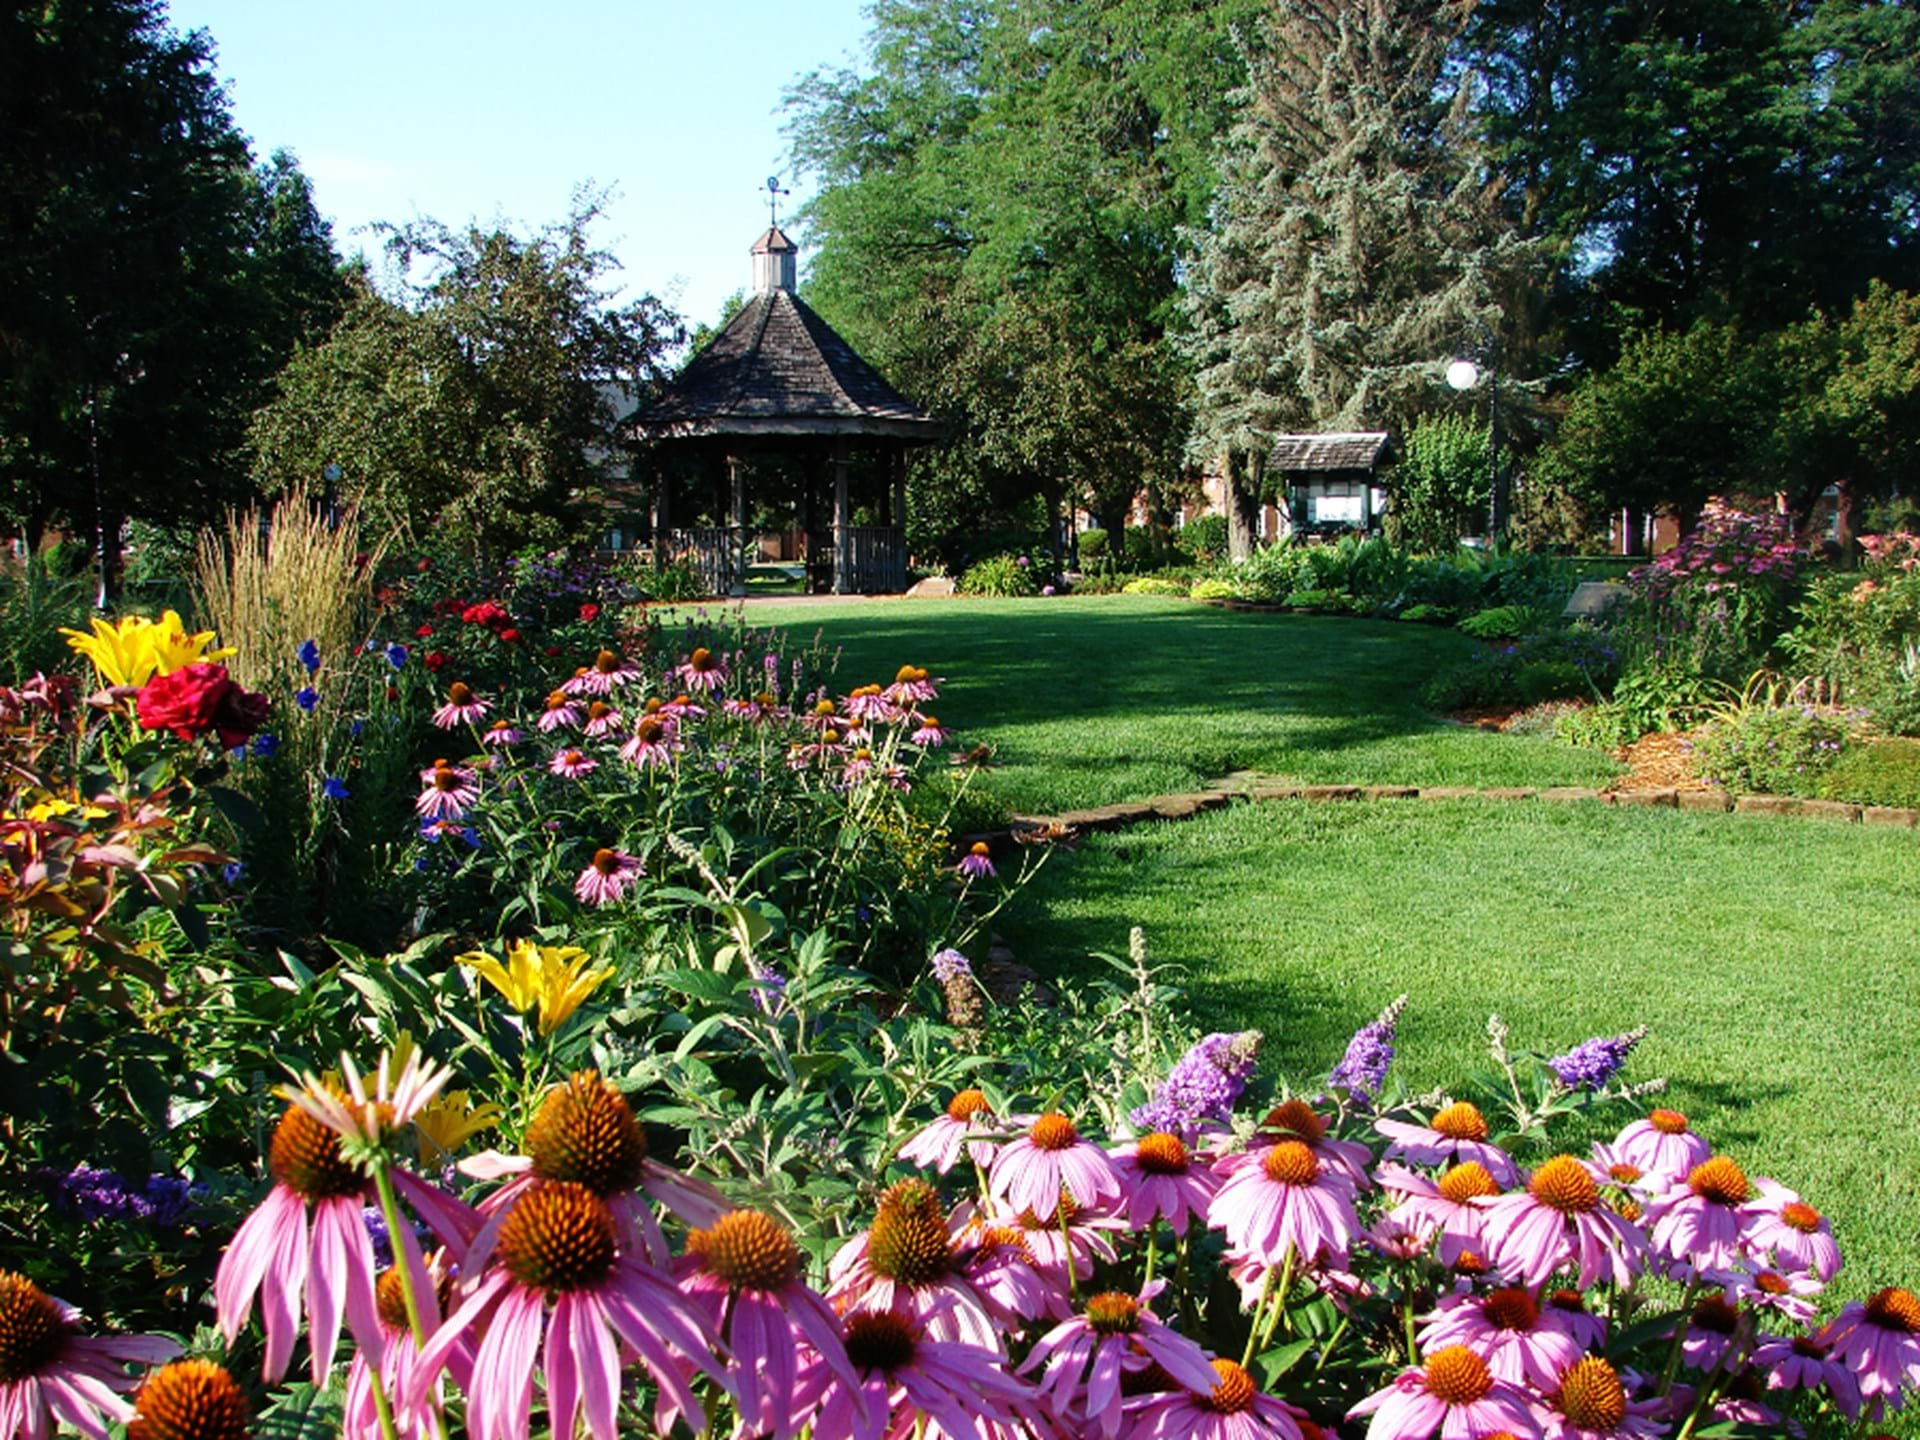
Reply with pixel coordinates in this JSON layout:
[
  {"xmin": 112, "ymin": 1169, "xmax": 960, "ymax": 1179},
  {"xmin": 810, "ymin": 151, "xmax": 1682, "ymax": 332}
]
[{"xmin": 0, "ymin": 547, "xmax": 95, "ymax": 681}]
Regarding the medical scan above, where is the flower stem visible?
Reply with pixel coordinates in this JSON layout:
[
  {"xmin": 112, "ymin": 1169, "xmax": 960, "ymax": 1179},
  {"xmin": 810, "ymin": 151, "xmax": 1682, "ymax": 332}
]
[
  {"xmin": 1143, "ymin": 1226, "xmax": 1159, "ymax": 1287},
  {"xmin": 1059, "ymin": 1203, "xmax": 1077, "ymax": 1299},
  {"xmin": 372, "ymin": 1165, "xmax": 428, "ymax": 1342},
  {"xmin": 1314, "ymin": 1310, "xmax": 1352, "ymax": 1373},
  {"xmin": 367, "ymin": 1365, "xmax": 402, "ymax": 1440},
  {"xmin": 1258, "ymin": 1246, "xmax": 1295, "ymax": 1353},
  {"xmin": 1657, "ymin": 1280, "xmax": 1703, "ymax": 1397}
]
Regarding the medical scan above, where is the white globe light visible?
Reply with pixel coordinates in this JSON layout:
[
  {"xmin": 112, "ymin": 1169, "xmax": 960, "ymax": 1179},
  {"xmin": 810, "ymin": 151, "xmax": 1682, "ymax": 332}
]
[{"xmin": 1446, "ymin": 358, "xmax": 1480, "ymax": 391}]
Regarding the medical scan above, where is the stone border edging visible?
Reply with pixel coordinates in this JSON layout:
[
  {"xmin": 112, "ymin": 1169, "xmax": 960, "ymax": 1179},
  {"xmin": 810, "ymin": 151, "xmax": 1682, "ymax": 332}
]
[{"xmin": 996, "ymin": 770, "xmax": 1919, "ymax": 847}]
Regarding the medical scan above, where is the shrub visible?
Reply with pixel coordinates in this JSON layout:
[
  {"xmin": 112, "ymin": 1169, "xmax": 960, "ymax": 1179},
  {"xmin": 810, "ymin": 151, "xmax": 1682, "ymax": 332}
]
[
  {"xmin": 630, "ymin": 557, "xmax": 707, "ymax": 603},
  {"xmin": 1459, "ymin": 603, "xmax": 1554, "ymax": 641},
  {"xmin": 1514, "ymin": 659, "xmax": 1589, "ymax": 705},
  {"xmin": 1780, "ymin": 550, "xmax": 1920, "ymax": 734},
  {"xmin": 1385, "ymin": 411, "xmax": 1489, "ymax": 550},
  {"xmin": 1180, "ymin": 512, "xmax": 1229, "ymax": 563},
  {"xmin": 0, "ymin": 551, "xmax": 94, "ymax": 680},
  {"xmin": 1691, "ymin": 677, "xmax": 1851, "ymax": 795},
  {"xmin": 1187, "ymin": 577, "xmax": 1240, "ymax": 600},
  {"xmin": 1076, "ymin": 527, "xmax": 1110, "ymax": 561},
  {"xmin": 1817, "ymin": 736, "xmax": 1920, "ymax": 808},
  {"xmin": 959, "ymin": 553, "xmax": 1040, "ymax": 597},
  {"xmin": 1397, "ymin": 602, "xmax": 1453, "ymax": 624},
  {"xmin": 1421, "ymin": 626, "xmax": 1619, "ymax": 711},
  {"xmin": 1119, "ymin": 575, "xmax": 1189, "ymax": 597},
  {"xmin": 1283, "ymin": 587, "xmax": 1356, "ymax": 611}
]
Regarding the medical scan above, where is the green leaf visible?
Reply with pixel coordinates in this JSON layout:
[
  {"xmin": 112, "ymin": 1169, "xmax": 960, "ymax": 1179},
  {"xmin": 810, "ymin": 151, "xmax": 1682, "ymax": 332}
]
[
  {"xmin": 203, "ymin": 784, "xmax": 266, "ymax": 835},
  {"xmin": 1252, "ymin": 1337, "xmax": 1315, "ymax": 1386}
]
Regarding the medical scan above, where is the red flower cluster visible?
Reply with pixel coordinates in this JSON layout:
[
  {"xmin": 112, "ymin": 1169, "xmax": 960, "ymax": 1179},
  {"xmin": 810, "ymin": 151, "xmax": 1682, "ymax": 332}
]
[
  {"xmin": 578, "ymin": 602, "xmax": 601, "ymax": 623},
  {"xmin": 462, "ymin": 600, "xmax": 510, "ymax": 630},
  {"xmin": 135, "ymin": 664, "xmax": 269, "ymax": 749}
]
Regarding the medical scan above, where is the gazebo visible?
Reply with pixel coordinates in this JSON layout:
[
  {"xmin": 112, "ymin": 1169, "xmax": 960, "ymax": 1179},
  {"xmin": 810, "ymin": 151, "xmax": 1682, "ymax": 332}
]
[
  {"xmin": 627, "ymin": 226, "xmax": 942, "ymax": 595},
  {"xmin": 1269, "ymin": 432, "xmax": 1395, "ymax": 535}
]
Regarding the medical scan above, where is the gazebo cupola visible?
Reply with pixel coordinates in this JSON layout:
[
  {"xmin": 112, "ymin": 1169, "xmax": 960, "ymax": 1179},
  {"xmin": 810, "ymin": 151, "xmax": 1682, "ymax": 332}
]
[{"xmin": 629, "ymin": 219, "xmax": 943, "ymax": 596}]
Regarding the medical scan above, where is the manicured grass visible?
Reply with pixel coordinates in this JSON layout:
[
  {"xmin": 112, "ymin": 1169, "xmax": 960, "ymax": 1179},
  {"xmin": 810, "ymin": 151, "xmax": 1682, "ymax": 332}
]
[
  {"xmin": 732, "ymin": 596, "xmax": 1618, "ymax": 813},
  {"xmin": 1000, "ymin": 796, "xmax": 1920, "ymax": 1302}
]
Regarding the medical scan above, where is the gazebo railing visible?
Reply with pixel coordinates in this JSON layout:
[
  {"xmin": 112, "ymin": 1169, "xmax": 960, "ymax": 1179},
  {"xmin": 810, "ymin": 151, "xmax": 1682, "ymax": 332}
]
[
  {"xmin": 838, "ymin": 526, "xmax": 906, "ymax": 595},
  {"xmin": 662, "ymin": 528, "xmax": 740, "ymax": 597}
]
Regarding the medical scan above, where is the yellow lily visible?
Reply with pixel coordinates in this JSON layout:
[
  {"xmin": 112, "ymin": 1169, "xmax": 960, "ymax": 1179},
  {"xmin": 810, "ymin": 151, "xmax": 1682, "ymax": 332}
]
[
  {"xmin": 61, "ymin": 610, "xmax": 235, "ymax": 688},
  {"xmin": 414, "ymin": 1089, "xmax": 504, "ymax": 1157},
  {"xmin": 459, "ymin": 938, "xmax": 614, "ymax": 1035}
]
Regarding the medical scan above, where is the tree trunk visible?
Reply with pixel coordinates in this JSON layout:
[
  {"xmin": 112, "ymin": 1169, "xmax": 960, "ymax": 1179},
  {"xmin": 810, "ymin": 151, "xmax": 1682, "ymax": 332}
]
[
  {"xmin": 1225, "ymin": 450, "xmax": 1255, "ymax": 563},
  {"xmin": 1833, "ymin": 477, "xmax": 1858, "ymax": 564}
]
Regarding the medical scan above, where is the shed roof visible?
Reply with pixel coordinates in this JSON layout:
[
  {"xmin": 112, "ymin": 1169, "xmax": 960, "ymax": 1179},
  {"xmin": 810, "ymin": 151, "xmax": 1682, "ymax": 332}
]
[
  {"xmin": 1269, "ymin": 432, "xmax": 1394, "ymax": 472},
  {"xmin": 629, "ymin": 288, "xmax": 941, "ymax": 443}
]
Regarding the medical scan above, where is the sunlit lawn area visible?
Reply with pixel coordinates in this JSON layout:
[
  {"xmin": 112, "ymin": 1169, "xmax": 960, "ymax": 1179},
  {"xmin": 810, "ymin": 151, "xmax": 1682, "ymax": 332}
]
[{"xmin": 727, "ymin": 595, "xmax": 1619, "ymax": 814}]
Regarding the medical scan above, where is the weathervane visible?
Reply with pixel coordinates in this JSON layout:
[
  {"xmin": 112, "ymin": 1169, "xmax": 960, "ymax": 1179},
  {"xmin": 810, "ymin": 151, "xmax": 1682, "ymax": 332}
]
[{"xmin": 765, "ymin": 175, "xmax": 790, "ymax": 226}]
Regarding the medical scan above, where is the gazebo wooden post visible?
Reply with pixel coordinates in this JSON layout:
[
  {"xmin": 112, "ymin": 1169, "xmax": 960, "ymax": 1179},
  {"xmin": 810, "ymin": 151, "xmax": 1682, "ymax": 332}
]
[
  {"xmin": 727, "ymin": 453, "xmax": 748, "ymax": 597},
  {"xmin": 799, "ymin": 451, "xmax": 816, "ymax": 592},
  {"xmin": 652, "ymin": 464, "xmax": 670, "ymax": 573},
  {"xmin": 890, "ymin": 449, "xmax": 908, "ymax": 591},
  {"xmin": 832, "ymin": 438, "xmax": 851, "ymax": 595}
]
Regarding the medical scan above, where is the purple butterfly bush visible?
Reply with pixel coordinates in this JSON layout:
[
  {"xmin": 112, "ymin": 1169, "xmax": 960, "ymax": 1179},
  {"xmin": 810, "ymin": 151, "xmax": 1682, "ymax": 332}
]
[
  {"xmin": 1131, "ymin": 1030, "xmax": 1262, "ymax": 1138},
  {"xmin": 1328, "ymin": 994, "xmax": 1408, "ymax": 1106},
  {"xmin": 1548, "ymin": 1026, "xmax": 1648, "ymax": 1091}
]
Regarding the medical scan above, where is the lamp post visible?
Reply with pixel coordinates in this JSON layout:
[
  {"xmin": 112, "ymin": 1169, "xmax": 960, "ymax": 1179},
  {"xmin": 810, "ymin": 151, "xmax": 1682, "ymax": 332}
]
[{"xmin": 1446, "ymin": 340, "xmax": 1502, "ymax": 541}]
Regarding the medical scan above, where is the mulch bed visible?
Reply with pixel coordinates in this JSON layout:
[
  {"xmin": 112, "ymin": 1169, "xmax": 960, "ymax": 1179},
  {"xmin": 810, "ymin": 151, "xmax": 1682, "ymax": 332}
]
[{"xmin": 1609, "ymin": 730, "xmax": 1711, "ymax": 793}]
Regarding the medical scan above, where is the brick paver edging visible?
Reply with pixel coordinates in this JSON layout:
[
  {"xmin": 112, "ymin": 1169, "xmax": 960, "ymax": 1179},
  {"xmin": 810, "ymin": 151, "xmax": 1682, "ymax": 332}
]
[{"xmin": 1001, "ymin": 771, "xmax": 1920, "ymax": 844}]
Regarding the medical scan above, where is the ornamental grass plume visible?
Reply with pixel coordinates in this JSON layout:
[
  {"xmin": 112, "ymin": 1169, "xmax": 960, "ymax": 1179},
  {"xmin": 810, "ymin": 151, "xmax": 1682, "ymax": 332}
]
[{"xmin": 0, "ymin": 1269, "xmax": 180, "ymax": 1440}]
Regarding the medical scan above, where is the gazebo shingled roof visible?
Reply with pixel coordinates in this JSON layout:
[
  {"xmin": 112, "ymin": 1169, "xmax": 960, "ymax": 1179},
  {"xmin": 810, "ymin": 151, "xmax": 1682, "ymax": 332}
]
[{"xmin": 1268, "ymin": 432, "xmax": 1394, "ymax": 471}]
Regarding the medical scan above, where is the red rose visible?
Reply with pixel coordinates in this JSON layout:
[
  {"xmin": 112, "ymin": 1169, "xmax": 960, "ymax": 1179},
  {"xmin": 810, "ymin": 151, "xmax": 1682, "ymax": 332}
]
[
  {"xmin": 416, "ymin": 557, "xmax": 432, "ymax": 572},
  {"xmin": 425, "ymin": 651, "xmax": 448, "ymax": 672},
  {"xmin": 578, "ymin": 602, "xmax": 600, "ymax": 623},
  {"xmin": 498, "ymin": 627, "xmax": 521, "ymax": 644},
  {"xmin": 545, "ymin": 645, "xmax": 562, "ymax": 657},
  {"xmin": 415, "ymin": 623, "xmax": 435, "ymax": 638},
  {"xmin": 136, "ymin": 664, "xmax": 269, "ymax": 749},
  {"xmin": 462, "ymin": 600, "xmax": 510, "ymax": 629}
]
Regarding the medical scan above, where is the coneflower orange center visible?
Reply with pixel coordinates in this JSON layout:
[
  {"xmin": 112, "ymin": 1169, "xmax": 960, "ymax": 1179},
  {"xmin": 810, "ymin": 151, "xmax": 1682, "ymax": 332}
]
[
  {"xmin": 755, "ymin": 691, "xmax": 776, "ymax": 708},
  {"xmin": 1018, "ymin": 1192, "xmax": 1081, "ymax": 1230},
  {"xmin": 1084, "ymin": 1292, "xmax": 1141, "ymax": 1335},
  {"xmin": 1030, "ymin": 1113, "xmax": 1079, "ymax": 1150},
  {"xmin": 687, "ymin": 1210, "xmax": 802, "ymax": 1292},
  {"xmin": 1607, "ymin": 1162, "xmax": 1643, "ymax": 1184},
  {"xmin": 447, "ymin": 682, "xmax": 473, "ymax": 705},
  {"xmin": 644, "ymin": 697, "xmax": 664, "ymax": 714},
  {"xmin": 1791, "ymin": 1335, "xmax": 1828, "ymax": 1358},
  {"xmin": 946, "ymin": 1088, "xmax": 991, "ymax": 1123},
  {"xmin": 1548, "ymin": 1288, "xmax": 1587, "ymax": 1314},
  {"xmin": 1451, "ymin": 1250, "xmax": 1490, "ymax": 1275},
  {"xmin": 969, "ymin": 841, "xmax": 992, "ymax": 859},
  {"xmin": 593, "ymin": 649, "xmax": 620, "ymax": 673},
  {"xmin": 1691, "ymin": 1294, "xmax": 1740, "ymax": 1334},
  {"xmin": 1555, "ymin": 1356, "xmax": 1628, "ymax": 1430},
  {"xmin": 1528, "ymin": 1155, "xmax": 1599, "ymax": 1214},
  {"xmin": 496, "ymin": 1182, "xmax": 617, "ymax": 1295},
  {"xmin": 433, "ymin": 766, "xmax": 462, "ymax": 790},
  {"xmin": 591, "ymin": 848, "xmax": 621, "ymax": 874},
  {"xmin": 0, "ymin": 1271, "xmax": 68, "ymax": 1383},
  {"xmin": 1482, "ymin": 1287, "xmax": 1540, "ymax": 1331},
  {"xmin": 689, "ymin": 648, "xmax": 715, "ymax": 670},
  {"xmin": 128, "ymin": 1359, "xmax": 250, "ymax": 1440},
  {"xmin": 843, "ymin": 1310, "xmax": 917, "ymax": 1371},
  {"xmin": 526, "ymin": 1071, "xmax": 646, "ymax": 1194},
  {"xmin": 1261, "ymin": 1098, "xmax": 1326, "ymax": 1142},
  {"xmin": 1649, "ymin": 1108, "xmax": 1690, "ymax": 1135},
  {"xmin": 1780, "ymin": 1200, "xmax": 1822, "ymax": 1233},
  {"xmin": 588, "ymin": 701, "xmax": 613, "ymax": 722},
  {"xmin": 1431, "ymin": 1101, "xmax": 1489, "ymax": 1142},
  {"xmin": 1135, "ymin": 1133, "xmax": 1191, "ymax": 1175},
  {"xmin": 868, "ymin": 1180, "xmax": 953, "ymax": 1285},
  {"xmin": 268, "ymin": 1101, "xmax": 362, "ymax": 1201},
  {"xmin": 545, "ymin": 691, "xmax": 569, "ymax": 710},
  {"xmin": 1755, "ymin": 1271, "xmax": 1790, "ymax": 1296},
  {"xmin": 375, "ymin": 1268, "xmax": 411, "ymax": 1332},
  {"xmin": 1203, "ymin": 1358, "xmax": 1257, "ymax": 1413},
  {"xmin": 1865, "ymin": 1287, "xmax": 1920, "ymax": 1333},
  {"xmin": 1437, "ymin": 1161, "xmax": 1500, "ymax": 1204},
  {"xmin": 1262, "ymin": 1139, "xmax": 1320, "ymax": 1187},
  {"xmin": 561, "ymin": 750, "xmax": 586, "ymax": 766},
  {"xmin": 1687, "ymin": 1157, "xmax": 1750, "ymax": 1206},
  {"xmin": 1422, "ymin": 1345, "xmax": 1494, "ymax": 1405},
  {"xmin": 814, "ymin": 699, "xmax": 835, "ymax": 717},
  {"xmin": 636, "ymin": 716, "xmax": 666, "ymax": 743}
]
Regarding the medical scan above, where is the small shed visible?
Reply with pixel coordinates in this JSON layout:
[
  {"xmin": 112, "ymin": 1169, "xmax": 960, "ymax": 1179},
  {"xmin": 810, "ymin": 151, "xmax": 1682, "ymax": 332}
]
[
  {"xmin": 1269, "ymin": 432, "xmax": 1395, "ymax": 535},
  {"xmin": 627, "ymin": 227, "xmax": 942, "ymax": 595}
]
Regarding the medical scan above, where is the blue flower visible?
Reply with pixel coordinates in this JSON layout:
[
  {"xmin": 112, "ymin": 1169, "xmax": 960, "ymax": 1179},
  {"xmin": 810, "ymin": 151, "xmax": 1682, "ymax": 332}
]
[
  {"xmin": 1131, "ymin": 1031, "xmax": 1262, "ymax": 1138},
  {"xmin": 297, "ymin": 639, "xmax": 321, "ymax": 675},
  {"xmin": 251, "ymin": 732, "xmax": 279, "ymax": 758},
  {"xmin": 322, "ymin": 776, "xmax": 350, "ymax": 800},
  {"xmin": 222, "ymin": 861, "xmax": 245, "ymax": 884},
  {"xmin": 386, "ymin": 643, "xmax": 408, "ymax": 669},
  {"xmin": 350, "ymin": 719, "xmax": 365, "ymax": 739},
  {"xmin": 295, "ymin": 686, "xmax": 319, "ymax": 713}
]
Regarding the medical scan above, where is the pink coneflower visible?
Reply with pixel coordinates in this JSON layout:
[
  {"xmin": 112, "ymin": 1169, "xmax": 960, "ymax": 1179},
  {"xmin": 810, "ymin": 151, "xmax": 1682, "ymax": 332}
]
[
  {"xmin": 580, "ymin": 699, "xmax": 622, "ymax": 737},
  {"xmin": 897, "ymin": 1089, "xmax": 1002, "ymax": 1175},
  {"xmin": 1123, "ymin": 1357, "xmax": 1312, "ymax": 1440},
  {"xmin": 957, "ymin": 841, "xmax": 997, "ymax": 879},
  {"xmin": 1588, "ymin": 1143, "xmax": 1660, "ymax": 1196},
  {"xmin": 215, "ymin": 1080, "xmax": 463, "ymax": 1383},
  {"xmin": 1219, "ymin": 1099, "xmax": 1374, "ymax": 1189},
  {"xmin": 841, "ymin": 684, "xmax": 902, "ymax": 724},
  {"xmin": 804, "ymin": 697, "xmax": 841, "ymax": 731},
  {"xmin": 828, "ymin": 1180, "xmax": 1000, "ymax": 1350},
  {"xmin": 1110, "ymin": 1132, "xmax": 1219, "ymax": 1234},
  {"xmin": 1375, "ymin": 1101, "xmax": 1519, "ymax": 1186},
  {"xmin": 1536, "ymin": 1355, "xmax": 1664, "ymax": 1439},
  {"xmin": 127, "ymin": 1360, "xmax": 250, "ymax": 1440},
  {"xmin": 1418, "ymin": 1286, "xmax": 1586, "ymax": 1390},
  {"xmin": 910, "ymin": 714, "xmax": 952, "ymax": 747},
  {"xmin": 788, "ymin": 729, "xmax": 849, "ymax": 769},
  {"xmin": 723, "ymin": 690, "xmax": 783, "ymax": 723},
  {"xmin": 563, "ymin": 649, "xmax": 641, "ymax": 696},
  {"xmin": 1643, "ymin": 1156, "xmax": 1757, "ymax": 1272},
  {"xmin": 657, "ymin": 692, "xmax": 706, "ymax": 721},
  {"xmin": 1721, "ymin": 1263, "xmax": 1821, "ymax": 1325},
  {"xmin": 412, "ymin": 1181, "xmax": 726, "ymax": 1440},
  {"xmin": 1679, "ymin": 1291, "xmax": 1746, "ymax": 1372},
  {"xmin": 1207, "ymin": 1137, "xmax": 1361, "ymax": 1269},
  {"xmin": 796, "ymin": 1308, "xmax": 1034, "ymax": 1440},
  {"xmin": 1022, "ymin": 1285, "xmax": 1219, "ymax": 1440},
  {"xmin": 536, "ymin": 689, "xmax": 582, "ymax": 732},
  {"xmin": 480, "ymin": 720, "xmax": 524, "ymax": 747},
  {"xmin": 1612, "ymin": 1109, "xmax": 1710, "ymax": 1181},
  {"xmin": 953, "ymin": 1222, "xmax": 1055, "ymax": 1328},
  {"xmin": 842, "ymin": 747, "xmax": 877, "ymax": 785},
  {"xmin": 0, "ymin": 1270, "xmax": 179, "ymax": 1440},
  {"xmin": 574, "ymin": 847, "xmax": 641, "ymax": 906},
  {"xmin": 1480, "ymin": 1155, "xmax": 1647, "ymax": 1289},
  {"xmin": 1821, "ymin": 1286, "xmax": 1920, "ymax": 1411},
  {"xmin": 1377, "ymin": 1160, "xmax": 1498, "ymax": 1267},
  {"xmin": 679, "ymin": 1210, "xmax": 859, "ymax": 1440},
  {"xmin": 1752, "ymin": 1332, "xmax": 1861, "ymax": 1417},
  {"xmin": 1742, "ymin": 1178, "xmax": 1842, "ymax": 1280},
  {"xmin": 345, "ymin": 1264, "xmax": 465, "ymax": 1440},
  {"xmin": 415, "ymin": 758, "xmax": 479, "ymax": 821},
  {"xmin": 1542, "ymin": 1287, "xmax": 1607, "ymax": 1350},
  {"xmin": 673, "ymin": 646, "xmax": 729, "ymax": 693},
  {"xmin": 990, "ymin": 1113, "xmax": 1121, "ymax": 1223},
  {"xmin": 1346, "ymin": 1344, "xmax": 1541, "ymax": 1438},
  {"xmin": 884, "ymin": 665, "xmax": 940, "ymax": 706},
  {"xmin": 548, "ymin": 748, "xmax": 597, "ymax": 779},
  {"xmin": 430, "ymin": 681, "xmax": 489, "ymax": 729},
  {"xmin": 618, "ymin": 714, "xmax": 679, "ymax": 770}
]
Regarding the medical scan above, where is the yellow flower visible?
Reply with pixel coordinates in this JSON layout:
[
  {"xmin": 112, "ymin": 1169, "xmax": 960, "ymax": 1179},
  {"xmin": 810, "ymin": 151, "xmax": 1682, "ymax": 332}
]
[
  {"xmin": 60, "ymin": 610, "xmax": 235, "ymax": 688},
  {"xmin": 459, "ymin": 938, "xmax": 614, "ymax": 1035},
  {"xmin": 21, "ymin": 796, "xmax": 110, "ymax": 823},
  {"xmin": 413, "ymin": 1090, "xmax": 503, "ymax": 1157}
]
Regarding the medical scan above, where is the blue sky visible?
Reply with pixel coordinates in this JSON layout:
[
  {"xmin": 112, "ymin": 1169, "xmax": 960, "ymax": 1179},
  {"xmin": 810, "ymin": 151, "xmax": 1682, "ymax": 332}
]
[{"xmin": 168, "ymin": 0, "xmax": 872, "ymax": 329}]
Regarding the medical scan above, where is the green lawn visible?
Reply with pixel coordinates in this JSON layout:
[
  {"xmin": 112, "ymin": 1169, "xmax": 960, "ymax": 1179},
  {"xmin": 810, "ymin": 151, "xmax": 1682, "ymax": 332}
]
[
  {"xmin": 734, "ymin": 595, "xmax": 1618, "ymax": 814},
  {"xmin": 1002, "ymin": 797, "xmax": 1920, "ymax": 1305}
]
